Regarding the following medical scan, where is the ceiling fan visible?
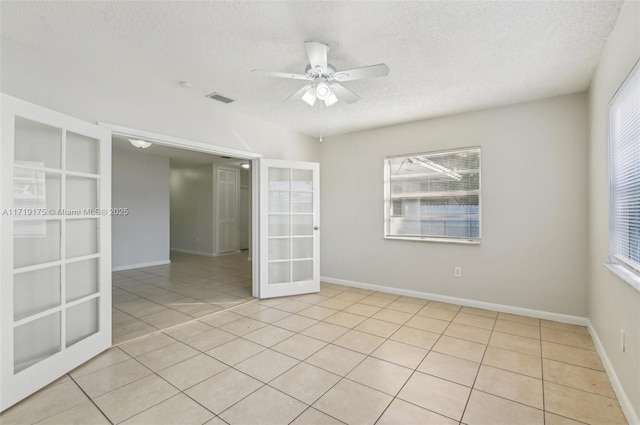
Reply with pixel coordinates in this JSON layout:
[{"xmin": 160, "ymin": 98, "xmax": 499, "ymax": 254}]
[{"xmin": 252, "ymin": 41, "xmax": 390, "ymax": 107}]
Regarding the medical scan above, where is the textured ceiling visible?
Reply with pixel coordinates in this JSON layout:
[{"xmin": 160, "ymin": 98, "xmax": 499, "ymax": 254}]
[{"xmin": 0, "ymin": 1, "xmax": 623, "ymax": 137}]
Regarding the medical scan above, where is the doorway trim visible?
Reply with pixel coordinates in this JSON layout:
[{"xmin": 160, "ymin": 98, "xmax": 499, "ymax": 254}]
[{"xmin": 99, "ymin": 122, "xmax": 262, "ymax": 298}]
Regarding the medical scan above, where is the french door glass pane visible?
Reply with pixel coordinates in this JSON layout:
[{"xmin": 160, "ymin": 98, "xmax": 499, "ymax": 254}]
[
  {"xmin": 66, "ymin": 298, "xmax": 99, "ymax": 347},
  {"xmin": 292, "ymin": 169, "xmax": 312, "ymax": 191},
  {"xmin": 66, "ymin": 259, "xmax": 99, "ymax": 302},
  {"xmin": 13, "ymin": 266, "xmax": 61, "ymax": 321},
  {"xmin": 269, "ymin": 191, "xmax": 289, "ymax": 213},
  {"xmin": 14, "ymin": 169, "xmax": 61, "ymax": 211},
  {"xmin": 14, "ymin": 312, "xmax": 61, "ymax": 373},
  {"xmin": 292, "ymin": 238, "xmax": 313, "ymax": 259},
  {"xmin": 269, "ymin": 262, "xmax": 291, "ymax": 284},
  {"xmin": 292, "ymin": 215, "xmax": 313, "ymax": 236},
  {"xmin": 14, "ymin": 117, "xmax": 61, "ymax": 169},
  {"xmin": 66, "ymin": 177, "xmax": 98, "ymax": 210},
  {"xmin": 269, "ymin": 239, "xmax": 290, "ymax": 260},
  {"xmin": 66, "ymin": 219, "xmax": 98, "ymax": 258},
  {"xmin": 292, "ymin": 260, "xmax": 313, "ymax": 281},
  {"xmin": 268, "ymin": 215, "xmax": 290, "ymax": 236},
  {"xmin": 66, "ymin": 132, "xmax": 99, "ymax": 174},
  {"xmin": 292, "ymin": 192, "xmax": 312, "ymax": 213},
  {"xmin": 268, "ymin": 168, "xmax": 290, "ymax": 190},
  {"xmin": 14, "ymin": 220, "xmax": 61, "ymax": 268}
]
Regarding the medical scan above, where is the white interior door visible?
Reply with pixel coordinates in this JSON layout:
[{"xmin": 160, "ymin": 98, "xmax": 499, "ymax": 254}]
[
  {"xmin": 0, "ymin": 94, "xmax": 111, "ymax": 411},
  {"xmin": 260, "ymin": 159, "xmax": 319, "ymax": 298},
  {"xmin": 216, "ymin": 167, "xmax": 238, "ymax": 254}
]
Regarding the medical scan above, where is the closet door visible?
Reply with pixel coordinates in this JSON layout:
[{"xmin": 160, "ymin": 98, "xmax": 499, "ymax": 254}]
[
  {"xmin": 0, "ymin": 94, "xmax": 111, "ymax": 411},
  {"xmin": 216, "ymin": 167, "xmax": 238, "ymax": 254}
]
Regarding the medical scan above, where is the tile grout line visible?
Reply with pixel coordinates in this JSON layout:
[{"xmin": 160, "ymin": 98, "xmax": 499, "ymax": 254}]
[
  {"xmin": 66, "ymin": 373, "xmax": 115, "ymax": 425},
  {"xmin": 144, "ymin": 295, "xmax": 345, "ymax": 423},
  {"xmin": 292, "ymin": 289, "xmax": 402, "ymax": 423},
  {"xmin": 111, "ymin": 298, "xmax": 259, "ymax": 348},
  {"xmin": 210, "ymin": 288, "xmax": 406, "ymax": 423},
  {"xmin": 109, "ymin": 270, "xmax": 600, "ymax": 422},
  {"xmin": 27, "ymin": 278, "xmax": 604, "ymax": 425},
  {"xmin": 444, "ymin": 304, "xmax": 485, "ymax": 424},
  {"xmin": 366, "ymin": 297, "xmax": 459, "ymax": 424}
]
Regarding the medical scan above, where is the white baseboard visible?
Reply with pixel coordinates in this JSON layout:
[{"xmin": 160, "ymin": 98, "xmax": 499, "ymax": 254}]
[
  {"xmin": 170, "ymin": 248, "xmax": 243, "ymax": 257},
  {"xmin": 216, "ymin": 250, "xmax": 242, "ymax": 257},
  {"xmin": 320, "ymin": 276, "xmax": 589, "ymax": 325},
  {"xmin": 112, "ymin": 259, "xmax": 171, "ymax": 272},
  {"xmin": 170, "ymin": 248, "xmax": 216, "ymax": 257},
  {"xmin": 587, "ymin": 320, "xmax": 640, "ymax": 425}
]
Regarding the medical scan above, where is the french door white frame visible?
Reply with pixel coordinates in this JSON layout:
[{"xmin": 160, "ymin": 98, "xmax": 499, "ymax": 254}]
[
  {"xmin": 259, "ymin": 159, "xmax": 320, "ymax": 298},
  {"xmin": 1, "ymin": 95, "xmax": 112, "ymax": 411},
  {"xmin": 99, "ymin": 123, "xmax": 263, "ymax": 297}
]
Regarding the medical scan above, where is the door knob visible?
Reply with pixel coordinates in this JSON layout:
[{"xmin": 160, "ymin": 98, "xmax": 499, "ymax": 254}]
[{"xmin": 314, "ymin": 226, "xmax": 320, "ymax": 230}]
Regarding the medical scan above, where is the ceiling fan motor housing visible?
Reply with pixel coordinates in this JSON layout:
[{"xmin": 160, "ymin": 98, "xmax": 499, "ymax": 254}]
[{"xmin": 306, "ymin": 63, "xmax": 336, "ymax": 81}]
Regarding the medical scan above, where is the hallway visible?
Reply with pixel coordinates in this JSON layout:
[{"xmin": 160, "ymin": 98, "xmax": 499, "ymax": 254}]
[{"xmin": 112, "ymin": 252, "xmax": 252, "ymax": 344}]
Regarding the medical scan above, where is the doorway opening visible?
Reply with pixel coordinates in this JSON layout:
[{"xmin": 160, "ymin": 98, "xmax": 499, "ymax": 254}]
[{"xmin": 107, "ymin": 128, "xmax": 259, "ymax": 344}]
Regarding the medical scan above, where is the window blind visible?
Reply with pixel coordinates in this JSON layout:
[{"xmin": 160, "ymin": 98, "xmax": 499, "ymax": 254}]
[
  {"xmin": 384, "ymin": 147, "xmax": 481, "ymax": 242},
  {"xmin": 610, "ymin": 61, "xmax": 640, "ymax": 271}
]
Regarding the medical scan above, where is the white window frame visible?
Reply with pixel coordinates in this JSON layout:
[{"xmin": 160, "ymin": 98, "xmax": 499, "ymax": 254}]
[
  {"xmin": 384, "ymin": 146, "xmax": 481, "ymax": 244},
  {"xmin": 607, "ymin": 59, "xmax": 640, "ymax": 292}
]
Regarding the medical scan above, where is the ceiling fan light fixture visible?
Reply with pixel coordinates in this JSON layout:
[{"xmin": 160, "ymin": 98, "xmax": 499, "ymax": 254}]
[
  {"xmin": 315, "ymin": 81, "xmax": 331, "ymax": 100},
  {"xmin": 324, "ymin": 91, "xmax": 339, "ymax": 107},
  {"xmin": 128, "ymin": 139, "xmax": 152, "ymax": 149},
  {"xmin": 301, "ymin": 86, "xmax": 317, "ymax": 106}
]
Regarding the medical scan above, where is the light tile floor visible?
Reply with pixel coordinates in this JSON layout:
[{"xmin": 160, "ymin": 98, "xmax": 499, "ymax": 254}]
[
  {"xmin": 112, "ymin": 251, "xmax": 253, "ymax": 344},
  {"xmin": 1, "ymin": 267, "xmax": 629, "ymax": 424}
]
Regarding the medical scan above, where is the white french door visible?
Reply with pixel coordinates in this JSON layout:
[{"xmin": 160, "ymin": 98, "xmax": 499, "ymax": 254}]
[
  {"xmin": 259, "ymin": 159, "xmax": 319, "ymax": 298},
  {"xmin": 0, "ymin": 95, "xmax": 112, "ymax": 411}
]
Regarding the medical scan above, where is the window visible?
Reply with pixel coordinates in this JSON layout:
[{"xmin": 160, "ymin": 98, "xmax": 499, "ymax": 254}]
[
  {"xmin": 384, "ymin": 147, "xmax": 481, "ymax": 243},
  {"xmin": 610, "ymin": 61, "xmax": 640, "ymax": 273}
]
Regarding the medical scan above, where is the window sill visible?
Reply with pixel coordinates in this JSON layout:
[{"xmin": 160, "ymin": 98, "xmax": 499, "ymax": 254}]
[
  {"xmin": 385, "ymin": 235, "xmax": 481, "ymax": 245},
  {"xmin": 603, "ymin": 263, "xmax": 640, "ymax": 293}
]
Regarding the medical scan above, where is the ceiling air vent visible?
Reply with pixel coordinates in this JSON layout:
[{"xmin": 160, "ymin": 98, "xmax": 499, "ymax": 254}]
[{"xmin": 206, "ymin": 92, "xmax": 235, "ymax": 104}]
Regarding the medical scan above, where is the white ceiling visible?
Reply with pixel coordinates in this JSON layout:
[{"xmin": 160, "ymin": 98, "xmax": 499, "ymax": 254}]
[{"xmin": 0, "ymin": 1, "xmax": 623, "ymax": 138}]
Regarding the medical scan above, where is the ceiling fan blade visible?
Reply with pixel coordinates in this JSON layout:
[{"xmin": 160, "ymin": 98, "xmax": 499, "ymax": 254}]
[
  {"xmin": 286, "ymin": 85, "xmax": 314, "ymax": 102},
  {"xmin": 330, "ymin": 83, "xmax": 361, "ymax": 104},
  {"xmin": 304, "ymin": 41, "xmax": 328, "ymax": 72},
  {"xmin": 333, "ymin": 63, "xmax": 390, "ymax": 82},
  {"xmin": 252, "ymin": 70, "xmax": 312, "ymax": 81},
  {"xmin": 324, "ymin": 91, "xmax": 339, "ymax": 107}
]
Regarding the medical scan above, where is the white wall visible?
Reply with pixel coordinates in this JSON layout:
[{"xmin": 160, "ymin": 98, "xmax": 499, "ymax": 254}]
[
  {"xmin": 320, "ymin": 92, "xmax": 588, "ymax": 316},
  {"xmin": 170, "ymin": 165, "xmax": 214, "ymax": 256},
  {"xmin": 588, "ymin": 1, "xmax": 640, "ymax": 421},
  {"xmin": 112, "ymin": 149, "xmax": 170, "ymax": 270},
  {"xmin": 0, "ymin": 39, "xmax": 319, "ymax": 162}
]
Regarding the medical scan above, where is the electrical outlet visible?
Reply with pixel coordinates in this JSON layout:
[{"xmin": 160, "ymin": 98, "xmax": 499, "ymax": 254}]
[
  {"xmin": 454, "ymin": 267, "xmax": 462, "ymax": 278},
  {"xmin": 621, "ymin": 329, "xmax": 626, "ymax": 352}
]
